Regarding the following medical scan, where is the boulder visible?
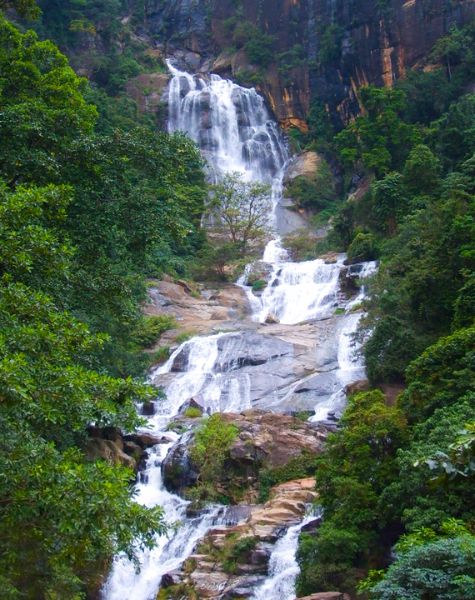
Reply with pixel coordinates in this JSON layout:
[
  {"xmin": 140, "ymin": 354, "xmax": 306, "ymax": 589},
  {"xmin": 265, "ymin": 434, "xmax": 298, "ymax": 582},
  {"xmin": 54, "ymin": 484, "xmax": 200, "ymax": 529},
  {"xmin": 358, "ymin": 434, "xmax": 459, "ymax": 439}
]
[
  {"xmin": 124, "ymin": 432, "xmax": 172, "ymax": 448},
  {"xmin": 210, "ymin": 307, "xmax": 229, "ymax": 320},
  {"xmin": 84, "ymin": 438, "xmax": 136, "ymax": 470},
  {"xmin": 141, "ymin": 401, "xmax": 156, "ymax": 416},
  {"xmin": 265, "ymin": 313, "xmax": 280, "ymax": 324},
  {"xmin": 284, "ymin": 151, "xmax": 321, "ymax": 184},
  {"xmin": 345, "ymin": 379, "xmax": 370, "ymax": 396},
  {"xmin": 243, "ymin": 261, "xmax": 273, "ymax": 286},
  {"xmin": 162, "ymin": 432, "xmax": 199, "ymax": 493},
  {"xmin": 178, "ymin": 399, "xmax": 204, "ymax": 417},
  {"xmin": 298, "ymin": 594, "xmax": 351, "ymax": 600},
  {"xmin": 162, "ymin": 410, "xmax": 329, "ymax": 495}
]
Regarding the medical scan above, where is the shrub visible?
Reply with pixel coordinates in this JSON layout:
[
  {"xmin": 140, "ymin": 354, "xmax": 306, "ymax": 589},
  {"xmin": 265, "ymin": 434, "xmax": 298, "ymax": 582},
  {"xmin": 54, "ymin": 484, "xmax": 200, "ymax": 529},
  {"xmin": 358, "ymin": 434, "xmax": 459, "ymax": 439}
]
[
  {"xmin": 251, "ymin": 279, "xmax": 267, "ymax": 292},
  {"xmin": 184, "ymin": 407, "xmax": 202, "ymax": 419},
  {"xmin": 346, "ymin": 232, "xmax": 378, "ymax": 263},
  {"xmin": 189, "ymin": 414, "xmax": 238, "ymax": 501},
  {"xmin": 133, "ymin": 315, "xmax": 177, "ymax": 348}
]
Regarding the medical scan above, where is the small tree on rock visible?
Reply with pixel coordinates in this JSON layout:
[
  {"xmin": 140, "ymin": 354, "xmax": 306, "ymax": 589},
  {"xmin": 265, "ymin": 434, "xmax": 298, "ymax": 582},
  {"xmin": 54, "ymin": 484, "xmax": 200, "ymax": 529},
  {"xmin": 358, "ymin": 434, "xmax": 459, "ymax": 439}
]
[{"xmin": 206, "ymin": 172, "xmax": 271, "ymax": 251}]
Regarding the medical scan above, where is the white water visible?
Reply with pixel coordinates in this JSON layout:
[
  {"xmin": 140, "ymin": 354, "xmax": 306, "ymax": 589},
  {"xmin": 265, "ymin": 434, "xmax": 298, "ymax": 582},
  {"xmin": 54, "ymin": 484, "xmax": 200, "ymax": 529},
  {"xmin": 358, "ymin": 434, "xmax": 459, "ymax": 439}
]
[
  {"xmin": 104, "ymin": 63, "xmax": 377, "ymax": 600},
  {"xmin": 103, "ymin": 442, "xmax": 223, "ymax": 600},
  {"xmin": 251, "ymin": 514, "xmax": 318, "ymax": 600}
]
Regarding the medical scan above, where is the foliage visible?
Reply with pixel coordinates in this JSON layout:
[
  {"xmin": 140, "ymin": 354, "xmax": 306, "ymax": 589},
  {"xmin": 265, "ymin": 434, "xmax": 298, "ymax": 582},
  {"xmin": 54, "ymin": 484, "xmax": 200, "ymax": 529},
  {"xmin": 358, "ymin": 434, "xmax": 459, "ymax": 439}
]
[
  {"xmin": 296, "ymin": 391, "xmax": 408, "ymax": 595},
  {"xmin": 366, "ymin": 524, "xmax": 475, "ymax": 599},
  {"xmin": 184, "ymin": 407, "xmax": 203, "ymax": 419},
  {"xmin": 0, "ymin": 180, "xmax": 165, "ymax": 598},
  {"xmin": 285, "ymin": 158, "xmax": 336, "ymax": 211},
  {"xmin": 317, "ymin": 24, "xmax": 343, "ymax": 65},
  {"xmin": 189, "ymin": 414, "xmax": 238, "ymax": 501},
  {"xmin": 206, "ymin": 172, "xmax": 271, "ymax": 250},
  {"xmin": 258, "ymin": 451, "xmax": 320, "ymax": 502},
  {"xmin": 0, "ymin": 0, "xmax": 39, "ymax": 18},
  {"xmin": 133, "ymin": 315, "xmax": 177, "ymax": 349},
  {"xmin": 400, "ymin": 327, "xmax": 475, "ymax": 422},
  {"xmin": 335, "ymin": 86, "xmax": 419, "ymax": 177},
  {"xmin": 346, "ymin": 232, "xmax": 378, "ymax": 263},
  {"xmin": 225, "ymin": 19, "xmax": 276, "ymax": 68},
  {"xmin": 221, "ymin": 535, "xmax": 259, "ymax": 574},
  {"xmin": 0, "ymin": 14, "xmax": 207, "ymax": 597},
  {"xmin": 251, "ymin": 279, "xmax": 267, "ymax": 292}
]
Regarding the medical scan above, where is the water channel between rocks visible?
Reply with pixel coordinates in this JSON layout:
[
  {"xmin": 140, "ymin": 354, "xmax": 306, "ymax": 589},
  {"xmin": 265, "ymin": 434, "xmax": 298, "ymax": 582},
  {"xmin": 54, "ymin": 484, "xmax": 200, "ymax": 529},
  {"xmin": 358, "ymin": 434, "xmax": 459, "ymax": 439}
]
[{"xmin": 103, "ymin": 62, "xmax": 376, "ymax": 600}]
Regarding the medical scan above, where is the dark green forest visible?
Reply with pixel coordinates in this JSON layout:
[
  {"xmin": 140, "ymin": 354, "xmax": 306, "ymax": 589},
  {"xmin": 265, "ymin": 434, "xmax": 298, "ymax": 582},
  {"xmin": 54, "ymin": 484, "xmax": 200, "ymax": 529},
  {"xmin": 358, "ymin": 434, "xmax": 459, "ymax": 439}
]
[
  {"xmin": 0, "ymin": 1, "xmax": 206, "ymax": 597},
  {"xmin": 296, "ymin": 22, "xmax": 475, "ymax": 599},
  {"xmin": 0, "ymin": 0, "xmax": 474, "ymax": 598}
]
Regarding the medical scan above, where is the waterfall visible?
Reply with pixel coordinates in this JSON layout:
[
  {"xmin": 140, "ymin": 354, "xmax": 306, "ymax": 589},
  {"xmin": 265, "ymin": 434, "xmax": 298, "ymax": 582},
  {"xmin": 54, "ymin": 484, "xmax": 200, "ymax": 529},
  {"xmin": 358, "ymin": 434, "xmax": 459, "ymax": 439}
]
[
  {"xmin": 167, "ymin": 60, "xmax": 288, "ymax": 183},
  {"xmin": 104, "ymin": 61, "xmax": 377, "ymax": 600},
  {"xmin": 251, "ymin": 514, "xmax": 318, "ymax": 600}
]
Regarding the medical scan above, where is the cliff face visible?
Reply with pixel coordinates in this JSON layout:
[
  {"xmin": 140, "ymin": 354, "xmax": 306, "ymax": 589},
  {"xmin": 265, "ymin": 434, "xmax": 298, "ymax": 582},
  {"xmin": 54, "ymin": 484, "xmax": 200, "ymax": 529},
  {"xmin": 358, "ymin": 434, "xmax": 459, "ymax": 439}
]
[{"xmin": 142, "ymin": 0, "xmax": 475, "ymax": 129}]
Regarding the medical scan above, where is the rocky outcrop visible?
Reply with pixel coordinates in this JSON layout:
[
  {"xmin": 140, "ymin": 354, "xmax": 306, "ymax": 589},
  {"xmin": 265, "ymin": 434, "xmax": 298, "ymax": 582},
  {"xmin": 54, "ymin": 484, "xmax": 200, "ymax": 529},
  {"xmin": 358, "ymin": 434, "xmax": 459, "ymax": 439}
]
[
  {"xmin": 284, "ymin": 152, "xmax": 322, "ymax": 185},
  {"xmin": 163, "ymin": 478, "xmax": 318, "ymax": 599},
  {"xmin": 145, "ymin": 278, "xmax": 251, "ymax": 349},
  {"xmin": 125, "ymin": 72, "xmax": 170, "ymax": 115},
  {"xmin": 162, "ymin": 410, "xmax": 329, "ymax": 497},
  {"xmin": 141, "ymin": 0, "xmax": 475, "ymax": 129},
  {"xmin": 84, "ymin": 427, "xmax": 172, "ymax": 473}
]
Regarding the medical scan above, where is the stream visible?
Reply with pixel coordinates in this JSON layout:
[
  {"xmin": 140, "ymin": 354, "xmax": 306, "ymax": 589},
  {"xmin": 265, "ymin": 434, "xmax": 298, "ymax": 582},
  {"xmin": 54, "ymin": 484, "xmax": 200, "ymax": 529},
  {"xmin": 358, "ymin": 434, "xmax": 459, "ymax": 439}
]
[{"xmin": 103, "ymin": 62, "xmax": 375, "ymax": 600}]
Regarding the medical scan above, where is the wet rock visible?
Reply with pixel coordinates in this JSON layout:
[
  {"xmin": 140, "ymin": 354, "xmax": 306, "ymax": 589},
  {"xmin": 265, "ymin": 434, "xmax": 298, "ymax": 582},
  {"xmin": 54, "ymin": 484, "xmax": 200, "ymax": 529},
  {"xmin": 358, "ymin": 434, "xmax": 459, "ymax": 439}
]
[
  {"xmin": 214, "ymin": 332, "xmax": 292, "ymax": 372},
  {"xmin": 243, "ymin": 260, "xmax": 273, "ymax": 287},
  {"xmin": 124, "ymin": 432, "xmax": 172, "ymax": 448},
  {"xmin": 338, "ymin": 266, "xmax": 359, "ymax": 296},
  {"xmin": 160, "ymin": 571, "xmax": 183, "ymax": 588},
  {"xmin": 162, "ymin": 432, "xmax": 199, "ymax": 493},
  {"xmin": 178, "ymin": 399, "xmax": 204, "ymax": 417},
  {"xmin": 171, "ymin": 344, "xmax": 190, "ymax": 372},
  {"xmin": 301, "ymin": 516, "xmax": 322, "ymax": 534},
  {"xmin": 265, "ymin": 313, "xmax": 280, "ymax": 324},
  {"xmin": 345, "ymin": 379, "xmax": 370, "ymax": 396},
  {"xmin": 298, "ymin": 594, "xmax": 351, "ymax": 600},
  {"xmin": 141, "ymin": 401, "xmax": 156, "ymax": 416},
  {"xmin": 84, "ymin": 438, "xmax": 136, "ymax": 470}
]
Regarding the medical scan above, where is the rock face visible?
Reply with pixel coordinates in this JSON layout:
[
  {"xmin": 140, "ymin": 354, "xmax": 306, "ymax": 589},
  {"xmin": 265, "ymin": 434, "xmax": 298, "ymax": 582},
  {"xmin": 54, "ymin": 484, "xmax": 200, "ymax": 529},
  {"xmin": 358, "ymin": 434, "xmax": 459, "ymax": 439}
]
[
  {"xmin": 141, "ymin": 0, "xmax": 475, "ymax": 129},
  {"xmin": 284, "ymin": 152, "xmax": 322, "ymax": 185},
  {"xmin": 165, "ymin": 478, "xmax": 318, "ymax": 599},
  {"xmin": 162, "ymin": 410, "xmax": 328, "ymax": 496},
  {"xmin": 145, "ymin": 278, "xmax": 251, "ymax": 350}
]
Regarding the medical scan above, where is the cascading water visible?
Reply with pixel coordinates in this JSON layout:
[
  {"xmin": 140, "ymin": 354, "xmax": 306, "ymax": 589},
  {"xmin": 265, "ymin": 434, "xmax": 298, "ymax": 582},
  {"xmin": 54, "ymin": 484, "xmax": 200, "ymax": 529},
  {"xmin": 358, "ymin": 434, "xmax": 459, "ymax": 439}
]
[
  {"xmin": 251, "ymin": 513, "xmax": 319, "ymax": 600},
  {"xmin": 104, "ymin": 62, "xmax": 376, "ymax": 600},
  {"xmin": 167, "ymin": 60, "xmax": 287, "ymax": 182}
]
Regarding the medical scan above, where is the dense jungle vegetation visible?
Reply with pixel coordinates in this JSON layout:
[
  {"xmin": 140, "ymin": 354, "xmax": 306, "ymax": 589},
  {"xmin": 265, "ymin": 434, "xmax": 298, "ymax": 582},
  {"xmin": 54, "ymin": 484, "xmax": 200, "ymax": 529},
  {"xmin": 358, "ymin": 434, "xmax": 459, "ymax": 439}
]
[
  {"xmin": 0, "ymin": 1, "xmax": 206, "ymax": 597},
  {"xmin": 296, "ymin": 21, "xmax": 475, "ymax": 599},
  {"xmin": 1, "ymin": 0, "xmax": 474, "ymax": 598}
]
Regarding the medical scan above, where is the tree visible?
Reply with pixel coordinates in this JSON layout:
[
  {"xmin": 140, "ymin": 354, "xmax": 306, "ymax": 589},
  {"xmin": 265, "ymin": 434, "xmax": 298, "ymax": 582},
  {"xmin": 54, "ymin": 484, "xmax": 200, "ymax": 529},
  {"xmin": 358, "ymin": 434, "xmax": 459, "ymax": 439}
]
[
  {"xmin": 370, "ymin": 172, "xmax": 408, "ymax": 234},
  {"xmin": 335, "ymin": 86, "xmax": 419, "ymax": 177},
  {"xmin": 297, "ymin": 391, "xmax": 408, "ymax": 595},
  {"xmin": 0, "ymin": 182, "xmax": 165, "ymax": 598},
  {"xmin": 0, "ymin": 0, "xmax": 40, "ymax": 18},
  {"xmin": 400, "ymin": 326, "xmax": 475, "ymax": 422},
  {"xmin": 403, "ymin": 144, "xmax": 441, "ymax": 195},
  {"xmin": 366, "ymin": 522, "xmax": 475, "ymax": 599},
  {"xmin": 207, "ymin": 172, "xmax": 271, "ymax": 250},
  {"xmin": 189, "ymin": 414, "xmax": 238, "ymax": 501}
]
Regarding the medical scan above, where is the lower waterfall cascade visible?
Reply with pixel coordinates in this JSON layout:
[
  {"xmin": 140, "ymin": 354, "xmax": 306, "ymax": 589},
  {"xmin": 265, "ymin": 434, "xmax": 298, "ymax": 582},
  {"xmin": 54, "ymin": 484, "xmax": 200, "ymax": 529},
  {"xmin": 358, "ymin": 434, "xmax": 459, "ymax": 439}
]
[{"xmin": 102, "ymin": 62, "xmax": 377, "ymax": 600}]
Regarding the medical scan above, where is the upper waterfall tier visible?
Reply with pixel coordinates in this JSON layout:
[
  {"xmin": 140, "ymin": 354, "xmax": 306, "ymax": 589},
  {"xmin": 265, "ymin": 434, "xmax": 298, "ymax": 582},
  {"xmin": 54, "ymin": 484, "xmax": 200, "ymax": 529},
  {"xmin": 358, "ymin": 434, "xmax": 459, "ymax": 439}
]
[{"xmin": 167, "ymin": 61, "xmax": 288, "ymax": 182}]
